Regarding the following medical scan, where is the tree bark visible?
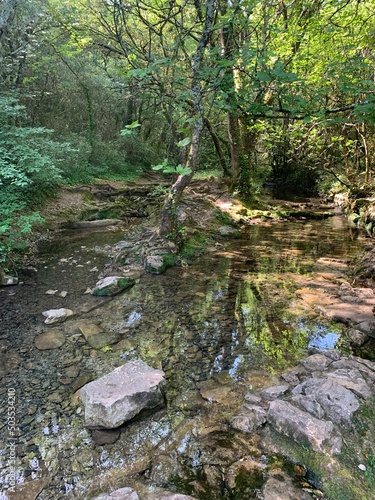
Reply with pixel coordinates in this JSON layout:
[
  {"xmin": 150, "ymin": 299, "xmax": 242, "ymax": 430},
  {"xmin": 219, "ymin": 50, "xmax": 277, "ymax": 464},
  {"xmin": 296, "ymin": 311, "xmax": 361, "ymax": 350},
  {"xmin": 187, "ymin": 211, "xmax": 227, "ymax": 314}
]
[{"xmin": 159, "ymin": 0, "xmax": 216, "ymax": 238}]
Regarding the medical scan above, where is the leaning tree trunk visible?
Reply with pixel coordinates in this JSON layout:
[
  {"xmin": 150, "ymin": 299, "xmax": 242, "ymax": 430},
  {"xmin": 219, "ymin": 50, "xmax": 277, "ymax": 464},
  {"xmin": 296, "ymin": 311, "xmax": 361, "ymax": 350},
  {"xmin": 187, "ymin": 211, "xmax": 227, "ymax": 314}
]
[{"xmin": 159, "ymin": 0, "xmax": 216, "ymax": 239}]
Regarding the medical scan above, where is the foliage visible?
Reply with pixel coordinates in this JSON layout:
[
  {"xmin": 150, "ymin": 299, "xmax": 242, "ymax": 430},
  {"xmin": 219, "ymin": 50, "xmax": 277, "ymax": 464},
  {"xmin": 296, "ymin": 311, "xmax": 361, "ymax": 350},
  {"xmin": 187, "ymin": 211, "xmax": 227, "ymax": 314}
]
[
  {"xmin": 0, "ymin": 95, "xmax": 63, "ymax": 262},
  {"xmin": 1, "ymin": 0, "xmax": 375, "ymax": 258},
  {"xmin": 152, "ymin": 159, "xmax": 192, "ymax": 176}
]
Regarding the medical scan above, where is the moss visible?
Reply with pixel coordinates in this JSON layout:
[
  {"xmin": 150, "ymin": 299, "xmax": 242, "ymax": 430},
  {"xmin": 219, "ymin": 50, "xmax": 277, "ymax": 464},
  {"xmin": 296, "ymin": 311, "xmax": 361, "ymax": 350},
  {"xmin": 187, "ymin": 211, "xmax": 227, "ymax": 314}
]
[
  {"xmin": 92, "ymin": 277, "xmax": 134, "ymax": 296},
  {"xmin": 228, "ymin": 466, "xmax": 264, "ymax": 499},
  {"xmin": 145, "ymin": 253, "xmax": 178, "ymax": 274},
  {"xmin": 180, "ymin": 233, "xmax": 210, "ymax": 262},
  {"xmin": 266, "ymin": 419, "xmax": 375, "ymax": 500},
  {"xmin": 215, "ymin": 209, "xmax": 237, "ymax": 227}
]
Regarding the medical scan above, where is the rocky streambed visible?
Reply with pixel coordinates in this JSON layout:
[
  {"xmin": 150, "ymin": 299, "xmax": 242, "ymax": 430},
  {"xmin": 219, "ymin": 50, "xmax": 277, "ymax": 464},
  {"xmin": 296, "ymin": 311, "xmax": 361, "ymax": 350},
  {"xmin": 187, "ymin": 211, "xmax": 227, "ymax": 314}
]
[{"xmin": 1, "ymin": 186, "xmax": 375, "ymax": 499}]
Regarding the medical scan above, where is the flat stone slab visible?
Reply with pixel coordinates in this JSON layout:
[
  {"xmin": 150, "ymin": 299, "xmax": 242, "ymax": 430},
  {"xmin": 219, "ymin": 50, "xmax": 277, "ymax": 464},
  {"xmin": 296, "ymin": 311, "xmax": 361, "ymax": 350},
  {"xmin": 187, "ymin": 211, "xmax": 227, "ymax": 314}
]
[
  {"xmin": 35, "ymin": 330, "xmax": 65, "ymax": 350},
  {"xmin": 78, "ymin": 322, "xmax": 120, "ymax": 349},
  {"xmin": 80, "ymin": 360, "xmax": 166, "ymax": 428},
  {"xmin": 292, "ymin": 377, "xmax": 360, "ymax": 426},
  {"xmin": 267, "ymin": 400, "xmax": 342, "ymax": 454}
]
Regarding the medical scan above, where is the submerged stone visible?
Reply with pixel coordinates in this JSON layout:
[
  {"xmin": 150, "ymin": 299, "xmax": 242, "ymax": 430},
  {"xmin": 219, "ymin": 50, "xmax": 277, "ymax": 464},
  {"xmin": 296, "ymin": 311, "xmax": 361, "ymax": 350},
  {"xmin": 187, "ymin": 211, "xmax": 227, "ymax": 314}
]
[
  {"xmin": 35, "ymin": 330, "xmax": 66, "ymax": 350},
  {"xmin": 78, "ymin": 322, "xmax": 120, "ymax": 349},
  {"xmin": 91, "ymin": 276, "xmax": 135, "ymax": 297},
  {"xmin": 262, "ymin": 469, "xmax": 314, "ymax": 500},
  {"xmin": 80, "ymin": 360, "xmax": 166, "ymax": 428}
]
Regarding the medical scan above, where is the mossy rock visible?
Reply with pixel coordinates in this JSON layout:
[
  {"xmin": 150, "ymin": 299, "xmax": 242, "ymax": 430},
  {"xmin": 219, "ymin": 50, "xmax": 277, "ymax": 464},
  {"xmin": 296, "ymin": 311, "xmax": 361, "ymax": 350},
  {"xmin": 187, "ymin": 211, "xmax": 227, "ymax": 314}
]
[
  {"xmin": 348, "ymin": 213, "xmax": 361, "ymax": 227},
  {"xmin": 92, "ymin": 276, "xmax": 135, "ymax": 296},
  {"xmin": 145, "ymin": 253, "xmax": 177, "ymax": 274}
]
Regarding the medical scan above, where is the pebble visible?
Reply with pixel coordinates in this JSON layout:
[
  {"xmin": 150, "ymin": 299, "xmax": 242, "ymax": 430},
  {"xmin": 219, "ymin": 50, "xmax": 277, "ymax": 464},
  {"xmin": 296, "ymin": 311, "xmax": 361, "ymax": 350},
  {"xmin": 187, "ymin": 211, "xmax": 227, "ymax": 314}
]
[{"xmin": 358, "ymin": 464, "xmax": 366, "ymax": 471}]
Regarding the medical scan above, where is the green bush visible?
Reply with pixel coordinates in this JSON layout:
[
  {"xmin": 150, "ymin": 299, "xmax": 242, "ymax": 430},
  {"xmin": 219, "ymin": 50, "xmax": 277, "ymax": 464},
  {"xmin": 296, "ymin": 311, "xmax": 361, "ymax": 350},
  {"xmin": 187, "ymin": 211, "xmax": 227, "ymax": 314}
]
[{"xmin": 0, "ymin": 94, "xmax": 63, "ymax": 263}]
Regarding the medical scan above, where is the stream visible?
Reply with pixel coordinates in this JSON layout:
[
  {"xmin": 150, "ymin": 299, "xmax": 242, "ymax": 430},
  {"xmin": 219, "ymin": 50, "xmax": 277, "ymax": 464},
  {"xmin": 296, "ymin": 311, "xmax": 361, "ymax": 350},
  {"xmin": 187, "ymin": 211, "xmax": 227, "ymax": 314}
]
[{"xmin": 0, "ymin": 212, "xmax": 371, "ymax": 499}]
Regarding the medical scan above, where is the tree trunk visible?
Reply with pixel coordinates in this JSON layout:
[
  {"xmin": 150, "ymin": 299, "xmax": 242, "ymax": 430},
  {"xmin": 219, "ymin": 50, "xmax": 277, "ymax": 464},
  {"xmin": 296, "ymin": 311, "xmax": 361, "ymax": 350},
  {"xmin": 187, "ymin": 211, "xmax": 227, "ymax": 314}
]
[{"xmin": 159, "ymin": 0, "xmax": 216, "ymax": 238}]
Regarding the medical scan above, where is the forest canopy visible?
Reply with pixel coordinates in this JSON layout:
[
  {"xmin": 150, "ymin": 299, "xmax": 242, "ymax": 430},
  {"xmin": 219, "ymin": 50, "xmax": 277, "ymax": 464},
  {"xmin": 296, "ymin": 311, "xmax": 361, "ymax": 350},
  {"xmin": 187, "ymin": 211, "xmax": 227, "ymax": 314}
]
[{"xmin": 1, "ymin": 0, "xmax": 375, "ymax": 256}]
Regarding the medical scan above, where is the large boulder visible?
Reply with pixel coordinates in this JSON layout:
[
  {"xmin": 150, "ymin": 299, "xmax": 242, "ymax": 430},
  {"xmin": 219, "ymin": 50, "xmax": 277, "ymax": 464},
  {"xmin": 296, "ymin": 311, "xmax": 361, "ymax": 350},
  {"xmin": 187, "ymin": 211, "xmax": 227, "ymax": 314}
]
[
  {"xmin": 80, "ymin": 360, "xmax": 166, "ymax": 428},
  {"xmin": 91, "ymin": 276, "xmax": 135, "ymax": 297}
]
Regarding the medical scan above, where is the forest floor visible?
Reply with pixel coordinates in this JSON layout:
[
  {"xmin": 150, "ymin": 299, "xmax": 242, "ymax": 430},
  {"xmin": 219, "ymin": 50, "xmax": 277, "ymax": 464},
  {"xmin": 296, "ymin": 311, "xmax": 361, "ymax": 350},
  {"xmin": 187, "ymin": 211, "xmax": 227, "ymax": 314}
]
[{"xmin": 33, "ymin": 174, "xmax": 336, "ymax": 244}]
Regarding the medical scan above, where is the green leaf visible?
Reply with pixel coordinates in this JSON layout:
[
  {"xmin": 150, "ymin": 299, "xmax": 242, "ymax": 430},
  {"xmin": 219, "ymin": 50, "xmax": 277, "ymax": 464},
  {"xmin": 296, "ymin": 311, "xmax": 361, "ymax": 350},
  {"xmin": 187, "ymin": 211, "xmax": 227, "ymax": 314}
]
[
  {"xmin": 176, "ymin": 137, "xmax": 191, "ymax": 148},
  {"xmin": 125, "ymin": 121, "xmax": 141, "ymax": 130},
  {"xmin": 120, "ymin": 129, "xmax": 133, "ymax": 136},
  {"xmin": 176, "ymin": 165, "xmax": 192, "ymax": 175},
  {"xmin": 257, "ymin": 72, "xmax": 272, "ymax": 82},
  {"xmin": 129, "ymin": 68, "xmax": 149, "ymax": 78}
]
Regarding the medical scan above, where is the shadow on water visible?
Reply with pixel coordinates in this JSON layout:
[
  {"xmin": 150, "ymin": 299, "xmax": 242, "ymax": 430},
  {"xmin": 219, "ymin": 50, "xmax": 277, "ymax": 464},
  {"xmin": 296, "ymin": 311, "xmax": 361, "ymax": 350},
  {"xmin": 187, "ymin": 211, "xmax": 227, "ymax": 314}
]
[{"xmin": 0, "ymin": 215, "xmax": 369, "ymax": 498}]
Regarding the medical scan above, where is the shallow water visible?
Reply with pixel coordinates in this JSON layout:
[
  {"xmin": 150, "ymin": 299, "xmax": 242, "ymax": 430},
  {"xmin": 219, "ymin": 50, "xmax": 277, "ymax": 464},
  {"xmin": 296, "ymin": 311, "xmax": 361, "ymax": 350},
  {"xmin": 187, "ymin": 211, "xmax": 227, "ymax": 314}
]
[{"xmin": 0, "ymin": 215, "xmax": 369, "ymax": 498}]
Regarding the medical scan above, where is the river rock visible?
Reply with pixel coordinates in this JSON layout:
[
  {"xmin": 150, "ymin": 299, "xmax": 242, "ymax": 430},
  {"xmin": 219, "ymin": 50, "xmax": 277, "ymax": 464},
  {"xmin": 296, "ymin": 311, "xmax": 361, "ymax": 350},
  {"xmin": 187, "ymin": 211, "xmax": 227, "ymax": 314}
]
[
  {"xmin": 299, "ymin": 353, "xmax": 332, "ymax": 371},
  {"xmin": 291, "ymin": 377, "xmax": 360, "ymax": 426},
  {"xmin": 260, "ymin": 385, "xmax": 289, "ymax": 400},
  {"xmin": 231, "ymin": 404, "xmax": 267, "ymax": 433},
  {"xmin": 80, "ymin": 360, "xmax": 166, "ymax": 428},
  {"xmin": 35, "ymin": 330, "xmax": 66, "ymax": 350},
  {"xmin": 91, "ymin": 276, "xmax": 135, "ymax": 297},
  {"xmin": 144, "ymin": 491, "xmax": 197, "ymax": 500},
  {"xmin": 78, "ymin": 322, "xmax": 121, "ymax": 349},
  {"xmin": 91, "ymin": 429, "xmax": 121, "ymax": 445},
  {"xmin": 218, "ymin": 226, "xmax": 241, "ymax": 237},
  {"xmin": 267, "ymin": 400, "xmax": 342, "ymax": 454},
  {"xmin": 42, "ymin": 308, "xmax": 74, "ymax": 324},
  {"xmin": 357, "ymin": 319, "xmax": 375, "ymax": 338},
  {"xmin": 0, "ymin": 271, "xmax": 18, "ymax": 286},
  {"xmin": 93, "ymin": 487, "xmax": 139, "ymax": 500},
  {"xmin": 7, "ymin": 477, "xmax": 50, "ymax": 500},
  {"xmin": 262, "ymin": 469, "xmax": 314, "ymax": 500},
  {"xmin": 347, "ymin": 328, "xmax": 369, "ymax": 346},
  {"xmin": 144, "ymin": 255, "xmax": 169, "ymax": 274},
  {"xmin": 325, "ymin": 368, "xmax": 372, "ymax": 399}
]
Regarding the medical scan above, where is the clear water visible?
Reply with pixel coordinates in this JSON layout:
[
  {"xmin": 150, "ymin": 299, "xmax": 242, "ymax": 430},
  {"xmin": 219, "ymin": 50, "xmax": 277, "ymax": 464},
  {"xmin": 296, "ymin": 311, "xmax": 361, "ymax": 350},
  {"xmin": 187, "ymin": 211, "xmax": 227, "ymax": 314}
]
[{"xmin": 0, "ymin": 215, "xmax": 369, "ymax": 498}]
